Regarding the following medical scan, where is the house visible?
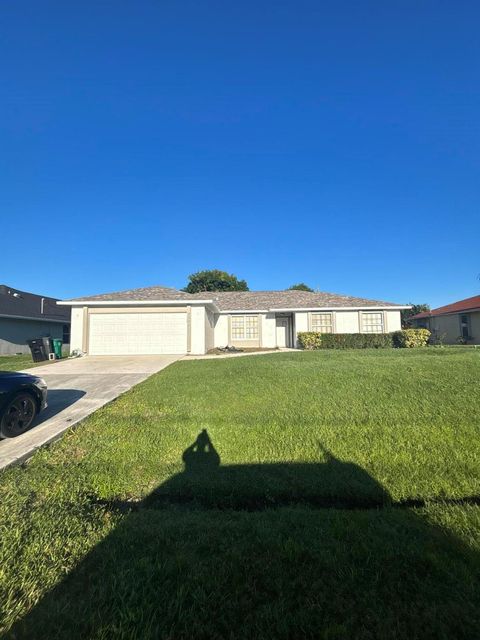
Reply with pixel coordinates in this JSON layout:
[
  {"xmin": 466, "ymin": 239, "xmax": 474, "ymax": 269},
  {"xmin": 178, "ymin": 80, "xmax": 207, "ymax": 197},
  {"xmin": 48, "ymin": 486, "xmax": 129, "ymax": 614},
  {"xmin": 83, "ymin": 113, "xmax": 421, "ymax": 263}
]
[
  {"xmin": 410, "ymin": 295, "xmax": 480, "ymax": 344},
  {"xmin": 0, "ymin": 285, "xmax": 71, "ymax": 355},
  {"xmin": 58, "ymin": 285, "xmax": 407, "ymax": 356}
]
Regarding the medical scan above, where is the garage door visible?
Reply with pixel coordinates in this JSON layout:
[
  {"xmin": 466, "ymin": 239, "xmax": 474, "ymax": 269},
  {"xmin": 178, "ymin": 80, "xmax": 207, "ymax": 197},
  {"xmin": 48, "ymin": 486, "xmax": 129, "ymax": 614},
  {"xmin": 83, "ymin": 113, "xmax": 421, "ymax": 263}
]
[{"xmin": 88, "ymin": 312, "xmax": 188, "ymax": 355}]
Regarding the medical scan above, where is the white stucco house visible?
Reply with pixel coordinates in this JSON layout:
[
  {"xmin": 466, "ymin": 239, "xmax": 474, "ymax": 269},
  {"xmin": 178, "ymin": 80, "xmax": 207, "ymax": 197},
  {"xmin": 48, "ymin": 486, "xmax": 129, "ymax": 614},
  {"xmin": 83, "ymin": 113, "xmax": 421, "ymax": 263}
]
[{"xmin": 58, "ymin": 286, "xmax": 408, "ymax": 356}]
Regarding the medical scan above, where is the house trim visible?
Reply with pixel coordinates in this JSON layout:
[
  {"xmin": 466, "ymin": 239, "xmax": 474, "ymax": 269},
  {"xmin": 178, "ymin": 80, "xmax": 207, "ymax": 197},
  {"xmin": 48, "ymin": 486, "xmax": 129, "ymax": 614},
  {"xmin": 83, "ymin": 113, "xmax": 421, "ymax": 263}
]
[
  {"xmin": 87, "ymin": 306, "xmax": 188, "ymax": 314},
  {"xmin": 186, "ymin": 306, "xmax": 192, "ymax": 353},
  {"xmin": 270, "ymin": 306, "xmax": 409, "ymax": 312},
  {"xmin": 57, "ymin": 299, "xmax": 215, "ymax": 307},
  {"xmin": 0, "ymin": 313, "xmax": 68, "ymax": 324},
  {"xmin": 82, "ymin": 307, "xmax": 88, "ymax": 353}
]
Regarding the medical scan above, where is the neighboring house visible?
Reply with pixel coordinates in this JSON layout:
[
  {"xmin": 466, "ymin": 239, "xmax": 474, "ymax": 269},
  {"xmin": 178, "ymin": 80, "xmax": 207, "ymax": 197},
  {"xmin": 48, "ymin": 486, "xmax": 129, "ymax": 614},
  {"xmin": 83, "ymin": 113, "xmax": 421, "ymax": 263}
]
[
  {"xmin": 58, "ymin": 285, "xmax": 408, "ymax": 356},
  {"xmin": 410, "ymin": 295, "xmax": 480, "ymax": 345},
  {"xmin": 0, "ymin": 285, "xmax": 71, "ymax": 355}
]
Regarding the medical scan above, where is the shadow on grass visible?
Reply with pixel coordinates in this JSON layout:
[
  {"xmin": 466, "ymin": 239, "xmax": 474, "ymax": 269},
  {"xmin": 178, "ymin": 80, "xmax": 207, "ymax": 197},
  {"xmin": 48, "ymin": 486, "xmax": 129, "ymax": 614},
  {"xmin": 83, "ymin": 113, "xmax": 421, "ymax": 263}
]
[{"xmin": 9, "ymin": 430, "xmax": 480, "ymax": 640}]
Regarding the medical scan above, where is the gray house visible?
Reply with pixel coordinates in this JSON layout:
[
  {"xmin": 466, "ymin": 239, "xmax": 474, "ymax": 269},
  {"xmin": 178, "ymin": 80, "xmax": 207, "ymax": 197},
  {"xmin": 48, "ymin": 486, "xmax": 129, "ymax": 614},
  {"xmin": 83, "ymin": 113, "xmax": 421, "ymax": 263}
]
[
  {"xmin": 0, "ymin": 285, "xmax": 70, "ymax": 355},
  {"xmin": 410, "ymin": 294, "xmax": 480, "ymax": 345}
]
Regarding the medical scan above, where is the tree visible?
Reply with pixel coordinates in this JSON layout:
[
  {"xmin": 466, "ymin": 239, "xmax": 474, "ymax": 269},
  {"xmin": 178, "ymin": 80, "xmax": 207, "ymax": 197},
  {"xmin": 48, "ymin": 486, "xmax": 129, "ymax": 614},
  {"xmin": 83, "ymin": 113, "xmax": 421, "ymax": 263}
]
[
  {"xmin": 183, "ymin": 269, "xmax": 249, "ymax": 293},
  {"xmin": 401, "ymin": 303, "xmax": 430, "ymax": 328},
  {"xmin": 287, "ymin": 283, "xmax": 314, "ymax": 292}
]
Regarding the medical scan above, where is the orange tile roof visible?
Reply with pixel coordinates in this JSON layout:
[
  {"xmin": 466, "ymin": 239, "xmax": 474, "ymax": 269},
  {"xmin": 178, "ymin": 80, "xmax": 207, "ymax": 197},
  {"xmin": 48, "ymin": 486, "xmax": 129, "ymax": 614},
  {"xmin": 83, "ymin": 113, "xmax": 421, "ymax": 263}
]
[{"xmin": 411, "ymin": 295, "xmax": 480, "ymax": 319}]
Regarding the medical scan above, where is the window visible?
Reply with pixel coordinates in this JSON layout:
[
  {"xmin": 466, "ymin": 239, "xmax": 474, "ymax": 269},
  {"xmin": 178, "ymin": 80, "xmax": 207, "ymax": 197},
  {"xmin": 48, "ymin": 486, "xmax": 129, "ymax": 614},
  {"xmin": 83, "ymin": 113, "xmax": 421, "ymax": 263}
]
[
  {"xmin": 311, "ymin": 313, "xmax": 333, "ymax": 333},
  {"xmin": 63, "ymin": 324, "xmax": 70, "ymax": 343},
  {"xmin": 231, "ymin": 315, "xmax": 259, "ymax": 340},
  {"xmin": 460, "ymin": 314, "xmax": 470, "ymax": 339},
  {"xmin": 361, "ymin": 312, "xmax": 384, "ymax": 333}
]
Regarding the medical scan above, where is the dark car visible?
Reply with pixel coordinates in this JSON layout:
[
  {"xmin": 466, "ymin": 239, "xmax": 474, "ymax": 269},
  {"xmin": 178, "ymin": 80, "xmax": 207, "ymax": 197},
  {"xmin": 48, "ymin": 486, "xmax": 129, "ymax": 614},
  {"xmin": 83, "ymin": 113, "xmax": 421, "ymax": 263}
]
[{"xmin": 0, "ymin": 372, "xmax": 48, "ymax": 438}]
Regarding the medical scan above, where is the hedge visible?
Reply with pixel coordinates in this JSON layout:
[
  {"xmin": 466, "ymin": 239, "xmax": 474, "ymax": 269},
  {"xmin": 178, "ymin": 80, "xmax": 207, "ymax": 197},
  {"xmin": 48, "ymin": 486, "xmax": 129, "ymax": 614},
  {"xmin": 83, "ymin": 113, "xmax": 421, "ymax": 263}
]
[
  {"xmin": 297, "ymin": 329, "xmax": 431, "ymax": 350},
  {"xmin": 297, "ymin": 332, "xmax": 393, "ymax": 349}
]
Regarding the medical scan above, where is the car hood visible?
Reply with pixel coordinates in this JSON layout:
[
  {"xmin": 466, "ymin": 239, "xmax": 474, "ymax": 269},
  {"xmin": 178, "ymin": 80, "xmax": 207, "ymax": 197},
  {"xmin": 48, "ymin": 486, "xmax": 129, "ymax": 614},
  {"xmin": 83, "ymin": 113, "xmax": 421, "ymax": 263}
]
[{"xmin": 0, "ymin": 371, "xmax": 43, "ymax": 382}]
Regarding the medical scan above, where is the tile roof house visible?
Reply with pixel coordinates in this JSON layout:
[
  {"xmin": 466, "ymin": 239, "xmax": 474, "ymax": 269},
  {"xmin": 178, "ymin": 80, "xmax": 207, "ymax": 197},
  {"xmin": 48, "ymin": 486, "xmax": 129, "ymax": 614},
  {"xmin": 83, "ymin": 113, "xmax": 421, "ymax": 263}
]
[
  {"xmin": 0, "ymin": 285, "xmax": 71, "ymax": 355},
  {"xmin": 410, "ymin": 295, "xmax": 480, "ymax": 344},
  {"xmin": 59, "ymin": 285, "xmax": 408, "ymax": 356}
]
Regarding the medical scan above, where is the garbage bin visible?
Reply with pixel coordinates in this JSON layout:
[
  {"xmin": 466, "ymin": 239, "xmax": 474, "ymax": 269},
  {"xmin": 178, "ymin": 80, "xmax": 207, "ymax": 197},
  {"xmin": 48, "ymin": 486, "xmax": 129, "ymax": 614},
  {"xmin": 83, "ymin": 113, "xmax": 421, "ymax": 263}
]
[
  {"xmin": 27, "ymin": 338, "xmax": 49, "ymax": 362},
  {"xmin": 41, "ymin": 337, "xmax": 53, "ymax": 356},
  {"xmin": 52, "ymin": 339, "xmax": 63, "ymax": 359}
]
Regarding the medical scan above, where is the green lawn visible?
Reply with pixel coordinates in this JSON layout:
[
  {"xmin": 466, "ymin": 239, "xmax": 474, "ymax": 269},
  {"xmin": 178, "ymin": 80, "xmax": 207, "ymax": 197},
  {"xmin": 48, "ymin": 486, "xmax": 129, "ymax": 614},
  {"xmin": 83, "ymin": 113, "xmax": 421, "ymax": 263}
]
[
  {"xmin": 0, "ymin": 351, "xmax": 69, "ymax": 372},
  {"xmin": 1, "ymin": 349, "xmax": 479, "ymax": 639},
  {"xmin": 0, "ymin": 353, "xmax": 46, "ymax": 372}
]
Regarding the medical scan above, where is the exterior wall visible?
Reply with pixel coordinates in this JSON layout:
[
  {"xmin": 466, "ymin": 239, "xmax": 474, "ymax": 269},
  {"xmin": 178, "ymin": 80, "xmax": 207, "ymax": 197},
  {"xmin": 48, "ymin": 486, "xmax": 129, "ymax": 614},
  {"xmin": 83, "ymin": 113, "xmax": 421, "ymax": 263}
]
[
  {"xmin": 293, "ymin": 311, "xmax": 309, "ymax": 347},
  {"xmin": 213, "ymin": 314, "xmax": 229, "ymax": 347},
  {"xmin": 429, "ymin": 311, "xmax": 480, "ymax": 345},
  {"xmin": 0, "ymin": 317, "xmax": 66, "ymax": 355},
  {"xmin": 292, "ymin": 309, "xmax": 402, "ymax": 346},
  {"xmin": 205, "ymin": 308, "xmax": 215, "ymax": 352},
  {"xmin": 262, "ymin": 313, "xmax": 277, "ymax": 348},
  {"xmin": 190, "ymin": 306, "xmax": 206, "ymax": 354},
  {"xmin": 429, "ymin": 314, "xmax": 461, "ymax": 344},
  {"xmin": 470, "ymin": 311, "xmax": 480, "ymax": 343},
  {"xmin": 386, "ymin": 310, "xmax": 402, "ymax": 332},
  {"xmin": 68, "ymin": 304, "xmax": 407, "ymax": 356},
  {"xmin": 334, "ymin": 311, "xmax": 360, "ymax": 333},
  {"xmin": 70, "ymin": 307, "xmax": 85, "ymax": 353}
]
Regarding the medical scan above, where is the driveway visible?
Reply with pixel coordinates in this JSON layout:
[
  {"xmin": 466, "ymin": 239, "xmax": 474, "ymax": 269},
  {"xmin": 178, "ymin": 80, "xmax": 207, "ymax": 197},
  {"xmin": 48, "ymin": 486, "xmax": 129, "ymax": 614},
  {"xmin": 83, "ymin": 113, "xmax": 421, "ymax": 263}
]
[{"xmin": 0, "ymin": 355, "xmax": 181, "ymax": 470}]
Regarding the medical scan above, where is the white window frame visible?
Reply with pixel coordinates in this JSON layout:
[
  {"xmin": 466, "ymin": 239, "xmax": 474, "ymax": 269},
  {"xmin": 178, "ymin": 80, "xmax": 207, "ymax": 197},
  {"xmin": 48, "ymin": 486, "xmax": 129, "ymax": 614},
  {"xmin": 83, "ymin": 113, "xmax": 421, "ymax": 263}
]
[
  {"xmin": 230, "ymin": 315, "xmax": 259, "ymax": 340},
  {"xmin": 310, "ymin": 312, "xmax": 333, "ymax": 333},
  {"xmin": 361, "ymin": 311, "xmax": 385, "ymax": 334}
]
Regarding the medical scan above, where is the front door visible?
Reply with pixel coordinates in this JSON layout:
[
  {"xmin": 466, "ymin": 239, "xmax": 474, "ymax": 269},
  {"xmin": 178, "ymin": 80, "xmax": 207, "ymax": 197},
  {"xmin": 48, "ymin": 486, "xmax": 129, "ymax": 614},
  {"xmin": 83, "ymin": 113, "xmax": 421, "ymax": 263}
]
[{"xmin": 276, "ymin": 318, "xmax": 289, "ymax": 348}]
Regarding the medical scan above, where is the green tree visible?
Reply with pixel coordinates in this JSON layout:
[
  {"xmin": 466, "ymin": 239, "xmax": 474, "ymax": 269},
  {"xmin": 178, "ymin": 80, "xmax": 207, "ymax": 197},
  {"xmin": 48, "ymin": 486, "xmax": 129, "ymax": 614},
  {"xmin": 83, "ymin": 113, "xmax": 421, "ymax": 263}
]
[
  {"xmin": 401, "ymin": 303, "xmax": 430, "ymax": 328},
  {"xmin": 183, "ymin": 270, "xmax": 249, "ymax": 293},
  {"xmin": 287, "ymin": 283, "xmax": 314, "ymax": 292}
]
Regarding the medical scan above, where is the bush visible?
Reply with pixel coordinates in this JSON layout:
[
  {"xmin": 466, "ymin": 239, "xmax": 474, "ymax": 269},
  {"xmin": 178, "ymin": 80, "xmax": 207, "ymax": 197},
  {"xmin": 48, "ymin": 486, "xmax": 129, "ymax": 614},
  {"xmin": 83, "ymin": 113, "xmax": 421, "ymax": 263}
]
[
  {"xmin": 319, "ymin": 333, "xmax": 393, "ymax": 349},
  {"xmin": 297, "ymin": 332, "xmax": 322, "ymax": 350},
  {"xmin": 392, "ymin": 328, "xmax": 431, "ymax": 348},
  {"xmin": 297, "ymin": 332, "xmax": 393, "ymax": 350}
]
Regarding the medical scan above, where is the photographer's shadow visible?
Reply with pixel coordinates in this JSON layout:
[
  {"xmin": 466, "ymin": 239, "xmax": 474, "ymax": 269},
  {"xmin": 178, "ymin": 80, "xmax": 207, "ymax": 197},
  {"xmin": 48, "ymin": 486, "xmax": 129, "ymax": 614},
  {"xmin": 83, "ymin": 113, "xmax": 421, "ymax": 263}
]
[
  {"xmin": 144, "ymin": 429, "xmax": 391, "ymax": 510},
  {"xmin": 10, "ymin": 430, "xmax": 480, "ymax": 640}
]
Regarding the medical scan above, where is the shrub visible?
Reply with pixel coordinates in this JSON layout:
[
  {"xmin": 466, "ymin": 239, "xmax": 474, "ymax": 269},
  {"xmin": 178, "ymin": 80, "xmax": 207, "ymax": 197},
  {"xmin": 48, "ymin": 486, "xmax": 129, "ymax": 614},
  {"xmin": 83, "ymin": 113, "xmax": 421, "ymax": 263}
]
[
  {"xmin": 392, "ymin": 328, "xmax": 431, "ymax": 348},
  {"xmin": 319, "ymin": 333, "xmax": 393, "ymax": 349},
  {"xmin": 297, "ymin": 332, "xmax": 393, "ymax": 349},
  {"xmin": 428, "ymin": 331, "xmax": 447, "ymax": 347},
  {"xmin": 297, "ymin": 332, "xmax": 322, "ymax": 350}
]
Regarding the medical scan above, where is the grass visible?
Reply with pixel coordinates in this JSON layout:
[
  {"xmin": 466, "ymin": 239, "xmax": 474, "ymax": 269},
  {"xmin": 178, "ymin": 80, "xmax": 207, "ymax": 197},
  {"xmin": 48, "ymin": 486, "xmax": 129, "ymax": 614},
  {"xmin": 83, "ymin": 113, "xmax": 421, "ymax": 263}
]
[
  {"xmin": 0, "ymin": 351, "xmax": 70, "ymax": 372},
  {"xmin": 0, "ymin": 354, "xmax": 46, "ymax": 372},
  {"xmin": 1, "ymin": 349, "xmax": 479, "ymax": 638}
]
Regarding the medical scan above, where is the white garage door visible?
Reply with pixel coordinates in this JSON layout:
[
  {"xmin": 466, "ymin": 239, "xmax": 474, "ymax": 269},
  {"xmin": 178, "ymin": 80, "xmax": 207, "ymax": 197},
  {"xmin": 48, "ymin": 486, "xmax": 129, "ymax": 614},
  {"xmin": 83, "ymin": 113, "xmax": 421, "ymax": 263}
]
[{"xmin": 88, "ymin": 312, "xmax": 187, "ymax": 355}]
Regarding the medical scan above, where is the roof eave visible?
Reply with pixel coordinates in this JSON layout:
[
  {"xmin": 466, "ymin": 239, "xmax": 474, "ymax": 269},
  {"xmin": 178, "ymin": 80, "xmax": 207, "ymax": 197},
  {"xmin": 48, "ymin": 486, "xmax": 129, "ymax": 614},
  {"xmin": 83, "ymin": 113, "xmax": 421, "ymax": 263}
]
[
  {"xmin": 421, "ymin": 307, "xmax": 480, "ymax": 318},
  {"xmin": 57, "ymin": 299, "xmax": 216, "ymax": 307},
  {"xmin": 217, "ymin": 305, "xmax": 410, "ymax": 313},
  {"xmin": 0, "ymin": 313, "xmax": 70, "ymax": 323},
  {"xmin": 270, "ymin": 305, "xmax": 410, "ymax": 312}
]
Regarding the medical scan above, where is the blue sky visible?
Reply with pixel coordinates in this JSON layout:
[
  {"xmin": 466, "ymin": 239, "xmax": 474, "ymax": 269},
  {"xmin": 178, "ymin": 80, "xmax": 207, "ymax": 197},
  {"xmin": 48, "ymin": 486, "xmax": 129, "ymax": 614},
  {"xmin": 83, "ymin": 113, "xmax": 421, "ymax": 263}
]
[{"xmin": 2, "ymin": 1, "xmax": 479, "ymax": 307}]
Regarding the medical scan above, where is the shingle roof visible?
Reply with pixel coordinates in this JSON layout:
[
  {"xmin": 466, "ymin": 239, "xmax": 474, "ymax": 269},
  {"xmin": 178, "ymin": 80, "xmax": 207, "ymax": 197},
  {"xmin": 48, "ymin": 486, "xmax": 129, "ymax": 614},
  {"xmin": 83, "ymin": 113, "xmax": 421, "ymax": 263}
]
[
  {"xmin": 201, "ymin": 290, "xmax": 401, "ymax": 310},
  {"xmin": 411, "ymin": 295, "xmax": 480, "ymax": 319},
  {"xmin": 0, "ymin": 285, "xmax": 70, "ymax": 322},
  {"xmin": 66, "ymin": 285, "xmax": 404, "ymax": 310},
  {"xmin": 69, "ymin": 285, "xmax": 190, "ymax": 302}
]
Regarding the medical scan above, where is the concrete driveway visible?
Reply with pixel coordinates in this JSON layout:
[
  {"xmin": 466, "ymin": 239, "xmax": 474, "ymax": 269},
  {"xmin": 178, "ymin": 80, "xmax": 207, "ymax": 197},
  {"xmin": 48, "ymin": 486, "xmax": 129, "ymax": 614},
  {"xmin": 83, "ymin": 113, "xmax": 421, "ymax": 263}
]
[{"xmin": 0, "ymin": 355, "xmax": 181, "ymax": 470}]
